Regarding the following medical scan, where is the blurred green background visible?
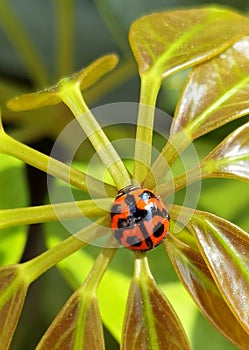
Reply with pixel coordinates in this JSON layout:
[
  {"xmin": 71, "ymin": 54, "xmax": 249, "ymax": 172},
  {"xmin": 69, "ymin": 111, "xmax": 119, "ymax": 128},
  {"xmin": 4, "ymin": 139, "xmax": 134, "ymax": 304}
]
[{"xmin": 0, "ymin": 0, "xmax": 249, "ymax": 349}]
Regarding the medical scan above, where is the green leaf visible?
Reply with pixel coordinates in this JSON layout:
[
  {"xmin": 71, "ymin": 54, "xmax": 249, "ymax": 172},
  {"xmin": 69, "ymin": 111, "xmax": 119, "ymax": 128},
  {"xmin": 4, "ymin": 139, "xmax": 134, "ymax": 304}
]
[
  {"xmin": 7, "ymin": 54, "xmax": 119, "ymax": 112},
  {"xmin": 129, "ymin": 7, "xmax": 249, "ymax": 79},
  {"xmin": 0, "ymin": 265, "xmax": 28, "ymax": 350},
  {"xmin": 122, "ymin": 253, "xmax": 191, "ymax": 350},
  {"xmin": 171, "ymin": 36, "xmax": 249, "ymax": 139},
  {"xmin": 0, "ymin": 154, "xmax": 28, "ymax": 265},
  {"xmin": 165, "ymin": 225, "xmax": 249, "ymax": 349},
  {"xmin": 186, "ymin": 209, "xmax": 249, "ymax": 335},
  {"xmin": 201, "ymin": 121, "xmax": 249, "ymax": 181}
]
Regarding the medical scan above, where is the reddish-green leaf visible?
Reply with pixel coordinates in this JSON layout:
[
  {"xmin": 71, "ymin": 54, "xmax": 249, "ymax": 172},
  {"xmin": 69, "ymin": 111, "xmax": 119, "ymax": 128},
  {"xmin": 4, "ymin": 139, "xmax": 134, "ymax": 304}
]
[
  {"xmin": 184, "ymin": 209, "xmax": 249, "ymax": 334},
  {"xmin": 164, "ymin": 121, "xmax": 249, "ymax": 195},
  {"xmin": 36, "ymin": 245, "xmax": 116, "ymax": 350},
  {"xmin": 0, "ymin": 265, "xmax": 28, "ymax": 350},
  {"xmin": 36, "ymin": 290, "xmax": 105, "ymax": 350},
  {"xmin": 129, "ymin": 7, "xmax": 249, "ymax": 79},
  {"xmin": 122, "ymin": 253, "xmax": 190, "ymax": 350},
  {"xmin": 165, "ymin": 223, "xmax": 249, "ymax": 349},
  {"xmin": 200, "ymin": 121, "xmax": 249, "ymax": 181},
  {"xmin": 171, "ymin": 36, "xmax": 249, "ymax": 139}
]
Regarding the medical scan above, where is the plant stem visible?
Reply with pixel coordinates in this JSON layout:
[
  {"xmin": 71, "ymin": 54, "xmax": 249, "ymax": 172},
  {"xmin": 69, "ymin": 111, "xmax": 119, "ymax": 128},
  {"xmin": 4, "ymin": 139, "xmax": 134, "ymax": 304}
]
[
  {"xmin": 143, "ymin": 129, "xmax": 192, "ymax": 190},
  {"xmin": 73, "ymin": 239, "xmax": 117, "ymax": 349},
  {"xmin": 0, "ymin": 130, "xmax": 116, "ymax": 197},
  {"xmin": 0, "ymin": 198, "xmax": 112, "ymax": 229},
  {"xmin": 58, "ymin": 82, "xmax": 131, "ymax": 190},
  {"xmin": 81, "ymin": 238, "xmax": 117, "ymax": 292},
  {"xmin": 54, "ymin": 0, "xmax": 74, "ymax": 77},
  {"xmin": 0, "ymin": 1, "xmax": 47, "ymax": 88},
  {"xmin": 133, "ymin": 74, "xmax": 161, "ymax": 183},
  {"xmin": 156, "ymin": 164, "xmax": 202, "ymax": 198},
  {"xmin": 23, "ymin": 216, "xmax": 109, "ymax": 283}
]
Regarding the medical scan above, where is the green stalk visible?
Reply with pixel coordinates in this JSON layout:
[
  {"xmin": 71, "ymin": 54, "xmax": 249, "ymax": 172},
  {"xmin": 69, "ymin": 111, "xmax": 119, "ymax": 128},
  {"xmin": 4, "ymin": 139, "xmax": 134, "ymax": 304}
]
[
  {"xmin": 73, "ymin": 242, "xmax": 117, "ymax": 348},
  {"xmin": 143, "ymin": 129, "xmax": 192, "ymax": 190},
  {"xmin": 82, "ymin": 240, "xmax": 117, "ymax": 291},
  {"xmin": 156, "ymin": 164, "xmax": 202, "ymax": 198},
  {"xmin": 0, "ymin": 1, "xmax": 47, "ymax": 88},
  {"xmin": 0, "ymin": 129, "xmax": 116, "ymax": 197},
  {"xmin": 133, "ymin": 74, "xmax": 161, "ymax": 184},
  {"xmin": 58, "ymin": 81, "xmax": 131, "ymax": 190},
  {"xmin": 23, "ymin": 216, "xmax": 109, "ymax": 283},
  {"xmin": 54, "ymin": 0, "xmax": 74, "ymax": 77},
  {"xmin": 0, "ymin": 198, "xmax": 112, "ymax": 229}
]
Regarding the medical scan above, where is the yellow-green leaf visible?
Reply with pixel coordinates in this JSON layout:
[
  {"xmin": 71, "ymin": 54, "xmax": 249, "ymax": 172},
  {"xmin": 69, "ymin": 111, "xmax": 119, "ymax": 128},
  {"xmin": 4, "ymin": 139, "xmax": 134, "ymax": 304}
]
[
  {"xmin": 7, "ymin": 54, "xmax": 119, "ymax": 112},
  {"xmin": 171, "ymin": 36, "xmax": 249, "ymax": 139},
  {"xmin": 129, "ymin": 7, "xmax": 249, "ymax": 79},
  {"xmin": 122, "ymin": 253, "xmax": 191, "ymax": 350}
]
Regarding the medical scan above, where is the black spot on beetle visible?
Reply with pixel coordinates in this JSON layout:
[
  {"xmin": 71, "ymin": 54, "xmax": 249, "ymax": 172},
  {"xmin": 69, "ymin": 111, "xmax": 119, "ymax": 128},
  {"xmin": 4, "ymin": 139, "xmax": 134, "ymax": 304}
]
[{"xmin": 153, "ymin": 222, "xmax": 165, "ymax": 238}]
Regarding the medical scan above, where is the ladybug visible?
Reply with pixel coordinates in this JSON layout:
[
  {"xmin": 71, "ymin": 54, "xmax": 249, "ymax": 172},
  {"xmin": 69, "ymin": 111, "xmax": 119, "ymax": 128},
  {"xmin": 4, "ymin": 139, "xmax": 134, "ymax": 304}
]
[{"xmin": 110, "ymin": 185, "xmax": 170, "ymax": 251}]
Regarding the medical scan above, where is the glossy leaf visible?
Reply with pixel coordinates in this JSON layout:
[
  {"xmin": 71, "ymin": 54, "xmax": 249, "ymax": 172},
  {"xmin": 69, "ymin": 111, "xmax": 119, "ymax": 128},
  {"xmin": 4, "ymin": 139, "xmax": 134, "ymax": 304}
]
[
  {"xmin": 7, "ymin": 54, "xmax": 118, "ymax": 111},
  {"xmin": 36, "ymin": 244, "xmax": 116, "ymax": 350},
  {"xmin": 171, "ymin": 36, "xmax": 249, "ymax": 139},
  {"xmin": 0, "ymin": 265, "xmax": 28, "ymax": 350},
  {"xmin": 201, "ymin": 121, "xmax": 249, "ymax": 181},
  {"xmin": 185, "ymin": 209, "xmax": 249, "ymax": 334},
  {"xmin": 164, "ymin": 121, "xmax": 249, "ymax": 197},
  {"xmin": 122, "ymin": 253, "xmax": 191, "ymax": 350},
  {"xmin": 165, "ymin": 225, "xmax": 249, "ymax": 349},
  {"xmin": 129, "ymin": 7, "xmax": 249, "ymax": 79},
  {"xmin": 36, "ymin": 289, "xmax": 104, "ymax": 350}
]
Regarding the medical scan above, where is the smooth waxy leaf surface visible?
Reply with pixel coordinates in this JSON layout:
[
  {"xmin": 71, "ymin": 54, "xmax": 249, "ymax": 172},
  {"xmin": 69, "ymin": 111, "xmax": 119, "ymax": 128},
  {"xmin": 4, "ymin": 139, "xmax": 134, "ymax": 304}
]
[
  {"xmin": 129, "ymin": 7, "xmax": 249, "ymax": 79},
  {"xmin": 36, "ymin": 291, "xmax": 105, "ymax": 350},
  {"xmin": 7, "ymin": 54, "xmax": 118, "ymax": 111},
  {"xmin": 36, "ymin": 244, "xmax": 116, "ymax": 350},
  {"xmin": 171, "ymin": 36, "xmax": 249, "ymax": 139},
  {"xmin": 168, "ymin": 121, "xmax": 249, "ymax": 195},
  {"xmin": 122, "ymin": 254, "xmax": 190, "ymax": 350},
  {"xmin": 165, "ymin": 224, "xmax": 249, "ymax": 349},
  {"xmin": 183, "ymin": 209, "xmax": 249, "ymax": 334},
  {"xmin": 201, "ymin": 121, "xmax": 249, "ymax": 181}
]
